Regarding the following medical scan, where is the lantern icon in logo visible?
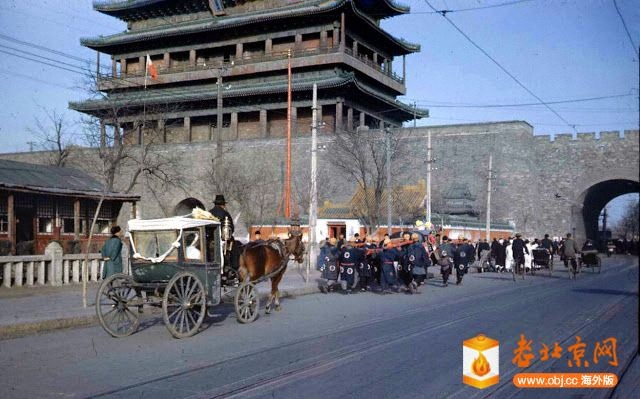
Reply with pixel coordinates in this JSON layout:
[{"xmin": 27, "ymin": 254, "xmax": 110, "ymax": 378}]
[{"xmin": 463, "ymin": 334, "xmax": 499, "ymax": 389}]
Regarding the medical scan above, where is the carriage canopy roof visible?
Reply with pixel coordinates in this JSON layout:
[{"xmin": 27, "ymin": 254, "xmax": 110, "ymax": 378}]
[{"xmin": 128, "ymin": 216, "xmax": 219, "ymax": 231}]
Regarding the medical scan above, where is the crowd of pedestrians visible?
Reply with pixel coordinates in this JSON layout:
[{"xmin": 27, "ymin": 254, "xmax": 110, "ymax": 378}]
[
  {"xmin": 317, "ymin": 232, "xmax": 488, "ymax": 294},
  {"xmin": 316, "ymin": 230, "xmax": 639, "ymax": 294}
]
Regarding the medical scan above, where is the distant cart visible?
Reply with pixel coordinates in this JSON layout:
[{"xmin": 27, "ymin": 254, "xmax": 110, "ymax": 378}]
[
  {"xmin": 531, "ymin": 248, "xmax": 553, "ymax": 276},
  {"xmin": 579, "ymin": 250, "xmax": 601, "ymax": 274},
  {"xmin": 96, "ymin": 215, "xmax": 259, "ymax": 339}
]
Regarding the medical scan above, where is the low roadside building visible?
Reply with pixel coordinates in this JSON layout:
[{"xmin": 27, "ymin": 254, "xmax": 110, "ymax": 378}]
[{"xmin": 0, "ymin": 160, "xmax": 139, "ymax": 255}]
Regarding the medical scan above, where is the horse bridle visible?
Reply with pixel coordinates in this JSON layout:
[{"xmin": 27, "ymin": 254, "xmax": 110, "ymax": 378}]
[{"xmin": 284, "ymin": 234, "xmax": 304, "ymax": 263}]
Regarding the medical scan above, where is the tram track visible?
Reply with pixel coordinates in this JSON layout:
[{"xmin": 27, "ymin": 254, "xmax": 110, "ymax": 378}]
[
  {"xmin": 86, "ymin": 261, "xmax": 622, "ymax": 399},
  {"xmin": 203, "ymin": 263, "xmax": 638, "ymax": 399}
]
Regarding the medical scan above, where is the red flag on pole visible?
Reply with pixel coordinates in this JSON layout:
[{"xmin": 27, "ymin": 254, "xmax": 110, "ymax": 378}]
[{"xmin": 146, "ymin": 54, "xmax": 158, "ymax": 81}]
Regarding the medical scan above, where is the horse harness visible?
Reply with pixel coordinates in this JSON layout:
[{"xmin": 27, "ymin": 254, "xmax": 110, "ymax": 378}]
[{"xmin": 248, "ymin": 238, "xmax": 291, "ymax": 284}]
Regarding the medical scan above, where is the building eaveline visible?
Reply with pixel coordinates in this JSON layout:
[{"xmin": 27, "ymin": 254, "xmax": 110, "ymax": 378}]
[{"xmin": 70, "ymin": 0, "xmax": 427, "ymax": 143}]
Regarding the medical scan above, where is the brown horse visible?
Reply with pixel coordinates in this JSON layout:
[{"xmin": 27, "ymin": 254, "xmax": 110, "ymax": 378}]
[{"xmin": 238, "ymin": 232, "xmax": 304, "ymax": 313}]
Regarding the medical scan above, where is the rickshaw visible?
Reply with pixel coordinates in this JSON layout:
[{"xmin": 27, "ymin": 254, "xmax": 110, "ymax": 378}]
[
  {"xmin": 95, "ymin": 212, "xmax": 259, "ymax": 339},
  {"xmin": 579, "ymin": 250, "xmax": 601, "ymax": 274},
  {"xmin": 531, "ymin": 247, "xmax": 553, "ymax": 276}
]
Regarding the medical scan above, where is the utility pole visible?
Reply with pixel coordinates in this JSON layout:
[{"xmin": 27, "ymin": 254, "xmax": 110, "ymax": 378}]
[
  {"xmin": 216, "ymin": 75, "xmax": 223, "ymax": 160},
  {"xmin": 285, "ymin": 49, "xmax": 292, "ymax": 218},
  {"xmin": 485, "ymin": 155, "xmax": 493, "ymax": 242},
  {"xmin": 601, "ymin": 207, "xmax": 608, "ymax": 242},
  {"xmin": 386, "ymin": 128, "xmax": 392, "ymax": 234},
  {"xmin": 426, "ymin": 130, "xmax": 432, "ymax": 226},
  {"xmin": 308, "ymin": 83, "xmax": 318, "ymax": 281}
]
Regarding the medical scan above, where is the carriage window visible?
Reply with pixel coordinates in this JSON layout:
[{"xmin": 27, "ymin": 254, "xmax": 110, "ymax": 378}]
[
  {"xmin": 134, "ymin": 230, "xmax": 178, "ymax": 260},
  {"xmin": 183, "ymin": 229, "xmax": 204, "ymax": 262}
]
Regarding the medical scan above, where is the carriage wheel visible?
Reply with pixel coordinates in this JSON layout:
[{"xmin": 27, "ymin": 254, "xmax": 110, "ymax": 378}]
[
  {"xmin": 96, "ymin": 273, "xmax": 140, "ymax": 338},
  {"xmin": 163, "ymin": 271, "xmax": 207, "ymax": 339},
  {"xmin": 596, "ymin": 257, "xmax": 602, "ymax": 274},
  {"xmin": 235, "ymin": 282, "xmax": 259, "ymax": 324}
]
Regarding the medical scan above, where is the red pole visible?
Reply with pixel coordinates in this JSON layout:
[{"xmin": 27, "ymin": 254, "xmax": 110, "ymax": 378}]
[{"xmin": 285, "ymin": 49, "xmax": 292, "ymax": 218}]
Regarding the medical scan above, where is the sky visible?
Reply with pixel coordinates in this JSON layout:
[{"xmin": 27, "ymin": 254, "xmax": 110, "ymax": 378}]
[{"xmin": 0, "ymin": 0, "xmax": 638, "ymax": 223}]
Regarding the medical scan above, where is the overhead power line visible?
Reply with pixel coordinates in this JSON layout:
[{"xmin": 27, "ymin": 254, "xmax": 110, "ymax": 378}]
[
  {"xmin": 612, "ymin": 0, "xmax": 638, "ymax": 60},
  {"xmin": 0, "ymin": 49, "xmax": 87, "ymax": 76},
  {"xmin": 408, "ymin": 93, "xmax": 635, "ymax": 108},
  {"xmin": 410, "ymin": 0, "xmax": 534, "ymax": 15},
  {"xmin": 0, "ymin": 33, "xmax": 108, "ymax": 71},
  {"xmin": 0, "ymin": 44, "xmax": 90, "ymax": 74},
  {"xmin": 424, "ymin": 0, "xmax": 577, "ymax": 133}
]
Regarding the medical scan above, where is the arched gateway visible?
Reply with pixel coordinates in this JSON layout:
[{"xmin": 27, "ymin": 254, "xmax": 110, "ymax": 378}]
[{"xmin": 173, "ymin": 198, "xmax": 206, "ymax": 216}]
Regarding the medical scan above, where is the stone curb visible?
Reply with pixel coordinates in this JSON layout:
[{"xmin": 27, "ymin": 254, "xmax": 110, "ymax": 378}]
[
  {"xmin": 0, "ymin": 315, "xmax": 98, "ymax": 341},
  {"xmin": 0, "ymin": 281, "xmax": 322, "ymax": 341}
]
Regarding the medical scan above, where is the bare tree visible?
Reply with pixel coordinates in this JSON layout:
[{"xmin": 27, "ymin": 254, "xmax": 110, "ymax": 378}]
[
  {"xmin": 74, "ymin": 73, "xmax": 186, "ymax": 196},
  {"xmin": 292, "ymin": 164, "xmax": 339, "ymax": 218},
  {"xmin": 28, "ymin": 107, "xmax": 76, "ymax": 166},
  {"xmin": 328, "ymin": 127, "xmax": 411, "ymax": 230},
  {"xmin": 613, "ymin": 198, "xmax": 639, "ymax": 239},
  {"xmin": 206, "ymin": 154, "xmax": 281, "ymax": 230}
]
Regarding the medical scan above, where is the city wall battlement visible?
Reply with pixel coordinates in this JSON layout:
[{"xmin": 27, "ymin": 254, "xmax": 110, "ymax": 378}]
[{"xmin": 533, "ymin": 130, "xmax": 639, "ymax": 144}]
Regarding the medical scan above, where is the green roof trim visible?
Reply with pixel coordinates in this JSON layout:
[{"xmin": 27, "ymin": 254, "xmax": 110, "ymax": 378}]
[
  {"xmin": 82, "ymin": 0, "xmax": 419, "ymax": 55},
  {"xmin": 70, "ymin": 71, "xmax": 425, "ymax": 121}
]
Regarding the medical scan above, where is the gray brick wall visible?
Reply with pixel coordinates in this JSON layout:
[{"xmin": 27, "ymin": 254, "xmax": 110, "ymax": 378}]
[{"xmin": 2, "ymin": 122, "xmax": 637, "ymax": 242}]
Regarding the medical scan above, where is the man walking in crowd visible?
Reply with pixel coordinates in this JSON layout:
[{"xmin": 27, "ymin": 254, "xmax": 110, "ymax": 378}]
[
  {"xmin": 380, "ymin": 237, "xmax": 402, "ymax": 294},
  {"xmin": 357, "ymin": 236, "xmax": 374, "ymax": 292},
  {"xmin": 438, "ymin": 249, "xmax": 453, "ymax": 287},
  {"xmin": 511, "ymin": 233, "xmax": 529, "ymax": 275},
  {"xmin": 399, "ymin": 232, "xmax": 415, "ymax": 293},
  {"xmin": 407, "ymin": 232, "xmax": 429, "ymax": 290},
  {"xmin": 540, "ymin": 234, "xmax": 553, "ymax": 252},
  {"xmin": 453, "ymin": 237, "xmax": 474, "ymax": 285},
  {"xmin": 320, "ymin": 237, "xmax": 340, "ymax": 293},
  {"xmin": 339, "ymin": 238, "xmax": 364, "ymax": 294},
  {"xmin": 561, "ymin": 233, "xmax": 580, "ymax": 275}
]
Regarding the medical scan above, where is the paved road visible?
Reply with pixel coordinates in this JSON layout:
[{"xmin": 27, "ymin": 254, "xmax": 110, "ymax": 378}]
[{"xmin": 0, "ymin": 256, "xmax": 637, "ymax": 399}]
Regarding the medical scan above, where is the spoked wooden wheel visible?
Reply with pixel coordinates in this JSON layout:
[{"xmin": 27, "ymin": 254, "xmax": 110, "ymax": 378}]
[
  {"xmin": 96, "ymin": 273, "xmax": 140, "ymax": 338},
  {"xmin": 163, "ymin": 271, "xmax": 206, "ymax": 339},
  {"xmin": 235, "ymin": 282, "xmax": 259, "ymax": 324}
]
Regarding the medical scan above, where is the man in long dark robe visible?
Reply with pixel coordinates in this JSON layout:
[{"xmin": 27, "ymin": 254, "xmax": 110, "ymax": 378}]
[{"xmin": 101, "ymin": 226, "xmax": 123, "ymax": 278}]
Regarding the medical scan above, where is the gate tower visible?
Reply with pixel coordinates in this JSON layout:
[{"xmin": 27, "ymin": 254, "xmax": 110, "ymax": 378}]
[{"xmin": 70, "ymin": 0, "xmax": 427, "ymax": 144}]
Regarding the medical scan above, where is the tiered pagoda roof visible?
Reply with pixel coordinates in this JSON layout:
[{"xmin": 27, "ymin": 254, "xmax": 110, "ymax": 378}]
[
  {"xmin": 93, "ymin": 0, "xmax": 409, "ymax": 21},
  {"xmin": 70, "ymin": 70, "xmax": 424, "ymax": 121},
  {"xmin": 83, "ymin": 0, "xmax": 419, "ymax": 55}
]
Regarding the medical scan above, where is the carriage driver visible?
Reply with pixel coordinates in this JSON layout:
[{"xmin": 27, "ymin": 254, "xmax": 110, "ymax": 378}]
[
  {"xmin": 209, "ymin": 194, "xmax": 241, "ymax": 283},
  {"xmin": 209, "ymin": 194, "xmax": 234, "ymax": 236}
]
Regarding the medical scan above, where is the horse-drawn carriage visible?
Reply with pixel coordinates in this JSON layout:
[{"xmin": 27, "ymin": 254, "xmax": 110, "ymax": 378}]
[{"xmin": 95, "ymin": 211, "xmax": 304, "ymax": 339}]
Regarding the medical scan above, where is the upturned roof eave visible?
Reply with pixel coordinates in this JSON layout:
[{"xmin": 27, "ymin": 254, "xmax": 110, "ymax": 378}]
[
  {"xmin": 93, "ymin": 0, "xmax": 410, "ymax": 21},
  {"xmin": 82, "ymin": 0, "xmax": 419, "ymax": 55},
  {"xmin": 69, "ymin": 72, "xmax": 423, "ymax": 121}
]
